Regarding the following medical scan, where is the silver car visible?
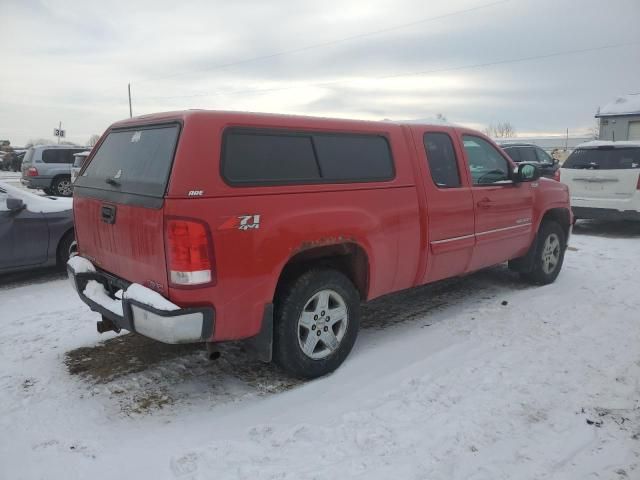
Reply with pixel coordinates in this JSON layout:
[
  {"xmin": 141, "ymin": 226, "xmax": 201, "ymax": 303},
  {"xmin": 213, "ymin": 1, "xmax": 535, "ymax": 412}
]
[
  {"xmin": 21, "ymin": 145, "xmax": 88, "ymax": 196},
  {"xmin": 0, "ymin": 181, "xmax": 75, "ymax": 274}
]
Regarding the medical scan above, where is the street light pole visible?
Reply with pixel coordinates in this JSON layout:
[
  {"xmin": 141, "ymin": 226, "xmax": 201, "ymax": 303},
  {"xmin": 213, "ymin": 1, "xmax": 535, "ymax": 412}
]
[{"xmin": 58, "ymin": 121, "xmax": 62, "ymax": 144}]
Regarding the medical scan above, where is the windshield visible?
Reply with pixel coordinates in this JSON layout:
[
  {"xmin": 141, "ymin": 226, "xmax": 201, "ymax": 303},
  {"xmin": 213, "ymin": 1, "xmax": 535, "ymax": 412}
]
[
  {"xmin": 563, "ymin": 147, "xmax": 640, "ymax": 170},
  {"xmin": 76, "ymin": 124, "xmax": 180, "ymax": 197}
]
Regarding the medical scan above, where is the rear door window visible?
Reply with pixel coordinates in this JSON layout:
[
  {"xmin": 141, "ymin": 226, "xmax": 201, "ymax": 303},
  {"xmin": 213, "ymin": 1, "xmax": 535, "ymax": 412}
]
[
  {"xmin": 520, "ymin": 147, "xmax": 538, "ymax": 164},
  {"xmin": 42, "ymin": 149, "xmax": 85, "ymax": 164},
  {"xmin": 563, "ymin": 148, "xmax": 640, "ymax": 170},
  {"xmin": 503, "ymin": 147, "xmax": 522, "ymax": 163},
  {"xmin": 76, "ymin": 124, "xmax": 180, "ymax": 197},
  {"xmin": 423, "ymin": 132, "xmax": 461, "ymax": 188}
]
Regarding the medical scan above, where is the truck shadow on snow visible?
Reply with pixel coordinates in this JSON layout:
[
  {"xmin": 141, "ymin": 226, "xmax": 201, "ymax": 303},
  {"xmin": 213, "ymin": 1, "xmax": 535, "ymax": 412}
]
[
  {"xmin": 0, "ymin": 268, "xmax": 66, "ymax": 290},
  {"xmin": 64, "ymin": 265, "xmax": 526, "ymax": 416}
]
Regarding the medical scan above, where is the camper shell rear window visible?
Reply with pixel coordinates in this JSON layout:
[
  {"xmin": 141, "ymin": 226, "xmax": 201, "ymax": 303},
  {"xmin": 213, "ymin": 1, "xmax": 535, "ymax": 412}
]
[{"xmin": 75, "ymin": 123, "xmax": 180, "ymax": 197}]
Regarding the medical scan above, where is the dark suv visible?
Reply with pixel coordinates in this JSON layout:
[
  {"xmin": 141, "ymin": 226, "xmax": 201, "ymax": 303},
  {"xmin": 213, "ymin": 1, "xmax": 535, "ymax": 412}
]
[{"xmin": 498, "ymin": 142, "xmax": 560, "ymax": 181}]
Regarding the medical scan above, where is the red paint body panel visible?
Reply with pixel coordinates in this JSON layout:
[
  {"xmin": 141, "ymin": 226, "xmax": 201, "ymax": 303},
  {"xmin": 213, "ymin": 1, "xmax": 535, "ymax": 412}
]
[
  {"xmin": 73, "ymin": 110, "xmax": 571, "ymax": 343},
  {"xmin": 73, "ymin": 196, "xmax": 169, "ymax": 295}
]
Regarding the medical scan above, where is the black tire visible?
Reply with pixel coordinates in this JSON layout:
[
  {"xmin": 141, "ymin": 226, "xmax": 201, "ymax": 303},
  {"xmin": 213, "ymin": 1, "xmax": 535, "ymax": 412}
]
[
  {"xmin": 274, "ymin": 268, "xmax": 360, "ymax": 379},
  {"xmin": 57, "ymin": 230, "xmax": 76, "ymax": 267},
  {"xmin": 521, "ymin": 221, "xmax": 566, "ymax": 285},
  {"xmin": 52, "ymin": 176, "xmax": 73, "ymax": 197}
]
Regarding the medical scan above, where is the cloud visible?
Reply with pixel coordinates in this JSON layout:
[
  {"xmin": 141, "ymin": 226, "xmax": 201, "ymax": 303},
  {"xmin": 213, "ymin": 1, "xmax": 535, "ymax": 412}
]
[{"xmin": 0, "ymin": 0, "xmax": 638, "ymax": 145}]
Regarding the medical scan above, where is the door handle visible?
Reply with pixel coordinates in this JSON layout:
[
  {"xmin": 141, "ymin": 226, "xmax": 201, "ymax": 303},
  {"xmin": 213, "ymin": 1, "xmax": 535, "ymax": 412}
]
[{"xmin": 477, "ymin": 198, "xmax": 494, "ymax": 209}]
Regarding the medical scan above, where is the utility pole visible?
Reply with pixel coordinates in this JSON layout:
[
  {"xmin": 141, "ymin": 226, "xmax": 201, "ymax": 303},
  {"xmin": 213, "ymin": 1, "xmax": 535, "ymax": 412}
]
[
  {"xmin": 58, "ymin": 121, "xmax": 62, "ymax": 144},
  {"xmin": 128, "ymin": 83, "xmax": 133, "ymax": 118},
  {"xmin": 565, "ymin": 128, "xmax": 568, "ymax": 151}
]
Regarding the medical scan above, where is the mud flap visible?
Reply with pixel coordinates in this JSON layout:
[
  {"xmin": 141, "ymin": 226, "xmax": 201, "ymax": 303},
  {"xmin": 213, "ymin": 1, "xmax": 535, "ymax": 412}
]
[{"xmin": 242, "ymin": 304, "xmax": 273, "ymax": 363}]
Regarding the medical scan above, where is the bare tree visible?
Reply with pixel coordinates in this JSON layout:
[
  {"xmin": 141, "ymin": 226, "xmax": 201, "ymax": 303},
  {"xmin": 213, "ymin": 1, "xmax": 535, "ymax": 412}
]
[
  {"xmin": 87, "ymin": 134, "xmax": 101, "ymax": 147},
  {"xmin": 484, "ymin": 121, "xmax": 516, "ymax": 138}
]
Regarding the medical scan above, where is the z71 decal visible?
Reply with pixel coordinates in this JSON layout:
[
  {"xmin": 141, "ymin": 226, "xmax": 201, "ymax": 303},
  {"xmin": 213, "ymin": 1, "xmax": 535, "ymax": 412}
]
[{"xmin": 219, "ymin": 215, "xmax": 261, "ymax": 231}]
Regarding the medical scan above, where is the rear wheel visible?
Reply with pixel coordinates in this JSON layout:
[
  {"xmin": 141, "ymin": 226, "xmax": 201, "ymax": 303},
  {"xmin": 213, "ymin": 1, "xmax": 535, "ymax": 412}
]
[
  {"xmin": 274, "ymin": 268, "xmax": 360, "ymax": 378},
  {"xmin": 52, "ymin": 176, "xmax": 73, "ymax": 197},
  {"xmin": 521, "ymin": 221, "xmax": 566, "ymax": 285}
]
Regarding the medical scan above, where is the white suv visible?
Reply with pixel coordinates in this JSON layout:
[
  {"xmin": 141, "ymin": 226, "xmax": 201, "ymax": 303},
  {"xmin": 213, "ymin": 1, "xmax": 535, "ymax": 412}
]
[{"xmin": 561, "ymin": 141, "xmax": 640, "ymax": 221}]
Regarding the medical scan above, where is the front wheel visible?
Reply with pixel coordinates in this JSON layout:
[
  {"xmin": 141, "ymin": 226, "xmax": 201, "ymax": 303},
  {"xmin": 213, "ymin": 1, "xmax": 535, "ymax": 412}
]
[
  {"xmin": 274, "ymin": 268, "xmax": 360, "ymax": 379},
  {"xmin": 521, "ymin": 221, "xmax": 566, "ymax": 285}
]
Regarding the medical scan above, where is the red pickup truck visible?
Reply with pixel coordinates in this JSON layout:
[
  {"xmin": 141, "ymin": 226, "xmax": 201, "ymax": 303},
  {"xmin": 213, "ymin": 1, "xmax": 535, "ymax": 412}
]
[{"xmin": 68, "ymin": 110, "xmax": 571, "ymax": 378}]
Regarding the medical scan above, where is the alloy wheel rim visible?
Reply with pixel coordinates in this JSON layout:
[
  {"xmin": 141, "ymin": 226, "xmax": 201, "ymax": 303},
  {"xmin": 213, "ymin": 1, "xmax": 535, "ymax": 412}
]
[
  {"xmin": 58, "ymin": 180, "xmax": 72, "ymax": 196},
  {"xmin": 297, "ymin": 289, "xmax": 349, "ymax": 360},
  {"xmin": 542, "ymin": 233, "xmax": 561, "ymax": 274}
]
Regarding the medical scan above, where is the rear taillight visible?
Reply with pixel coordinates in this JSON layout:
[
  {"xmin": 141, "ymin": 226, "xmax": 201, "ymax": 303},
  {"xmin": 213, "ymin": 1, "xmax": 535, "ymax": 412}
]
[
  {"xmin": 554, "ymin": 169, "xmax": 561, "ymax": 182},
  {"xmin": 165, "ymin": 218, "xmax": 215, "ymax": 287},
  {"xmin": 27, "ymin": 167, "xmax": 38, "ymax": 177}
]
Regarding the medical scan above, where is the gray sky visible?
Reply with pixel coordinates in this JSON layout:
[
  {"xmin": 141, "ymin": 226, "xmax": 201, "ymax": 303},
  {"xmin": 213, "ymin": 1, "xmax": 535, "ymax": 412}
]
[{"xmin": 1, "ymin": 0, "xmax": 639, "ymax": 146}]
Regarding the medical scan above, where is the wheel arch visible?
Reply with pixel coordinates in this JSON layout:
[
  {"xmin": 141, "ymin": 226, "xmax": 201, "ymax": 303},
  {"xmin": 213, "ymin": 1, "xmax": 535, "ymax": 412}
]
[
  {"xmin": 539, "ymin": 207, "xmax": 571, "ymax": 241},
  {"xmin": 274, "ymin": 241, "xmax": 370, "ymax": 304}
]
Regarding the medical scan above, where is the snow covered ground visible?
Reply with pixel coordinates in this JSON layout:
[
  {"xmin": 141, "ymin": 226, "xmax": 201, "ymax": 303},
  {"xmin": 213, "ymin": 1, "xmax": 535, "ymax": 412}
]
[
  {"xmin": 1, "ymin": 222, "xmax": 639, "ymax": 479},
  {"xmin": 1, "ymin": 171, "xmax": 24, "ymax": 188}
]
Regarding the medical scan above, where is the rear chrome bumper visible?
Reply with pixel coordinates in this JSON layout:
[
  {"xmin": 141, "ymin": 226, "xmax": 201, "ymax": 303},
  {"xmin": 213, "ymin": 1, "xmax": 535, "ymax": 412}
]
[{"xmin": 67, "ymin": 257, "xmax": 214, "ymax": 344}]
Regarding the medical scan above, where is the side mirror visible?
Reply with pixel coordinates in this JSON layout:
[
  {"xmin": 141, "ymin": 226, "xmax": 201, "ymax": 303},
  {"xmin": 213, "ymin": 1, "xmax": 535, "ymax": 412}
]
[
  {"xmin": 6, "ymin": 197, "xmax": 25, "ymax": 212},
  {"xmin": 514, "ymin": 163, "xmax": 541, "ymax": 183}
]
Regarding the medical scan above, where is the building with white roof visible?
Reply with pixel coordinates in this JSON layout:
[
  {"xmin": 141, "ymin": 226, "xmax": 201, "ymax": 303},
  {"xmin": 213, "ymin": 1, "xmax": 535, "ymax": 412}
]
[{"xmin": 596, "ymin": 93, "xmax": 640, "ymax": 141}]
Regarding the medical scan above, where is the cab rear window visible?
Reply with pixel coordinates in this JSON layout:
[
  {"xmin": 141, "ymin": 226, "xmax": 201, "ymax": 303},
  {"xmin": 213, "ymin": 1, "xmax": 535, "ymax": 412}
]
[
  {"xmin": 563, "ymin": 148, "xmax": 640, "ymax": 170},
  {"xmin": 76, "ymin": 124, "xmax": 179, "ymax": 197}
]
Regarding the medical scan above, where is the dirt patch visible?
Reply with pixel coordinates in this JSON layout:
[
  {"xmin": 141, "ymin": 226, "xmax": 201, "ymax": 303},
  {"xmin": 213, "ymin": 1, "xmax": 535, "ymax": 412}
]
[
  {"xmin": 65, "ymin": 333, "xmax": 200, "ymax": 384},
  {"xmin": 65, "ymin": 334, "xmax": 301, "ymax": 415}
]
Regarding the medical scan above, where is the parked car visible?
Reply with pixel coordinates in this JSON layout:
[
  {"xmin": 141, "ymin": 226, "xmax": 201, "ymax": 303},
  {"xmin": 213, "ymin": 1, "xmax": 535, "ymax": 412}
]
[
  {"xmin": 68, "ymin": 111, "xmax": 572, "ymax": 378},
  {"xmin": 21, "ymin": 145, "xmax": 88, "ymax": 197},
  {"xmin": 561, "ymin": 140, "xmax": 640, "ymax": 221},
  {"xmin": 70, "ymin": 150, "xmax": 92, "ymax": 184},
  {"xmin": 0, "ymin": 181, "xmax": 75, "ymax": 274},
  {"xmin": 0, "ymin": 150, "xmax": 23, "ymax": 172},
  {"xmin": 498, "ymin": 142, "xmax": 560, "ymax": 181}
]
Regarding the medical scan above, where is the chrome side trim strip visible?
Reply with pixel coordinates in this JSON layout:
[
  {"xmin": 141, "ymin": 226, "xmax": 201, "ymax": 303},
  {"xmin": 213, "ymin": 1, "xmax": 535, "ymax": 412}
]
[
  {"xmin": 430, "ymin": 234, "xmax": 475, "ymax": 245},
  {"xmin": 430, "ymin": 223, "xmax": 532, "ymax": 245},
  {"xmin": 476, "ymin": 223, "xmax": 532, "ymax": 236}
]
